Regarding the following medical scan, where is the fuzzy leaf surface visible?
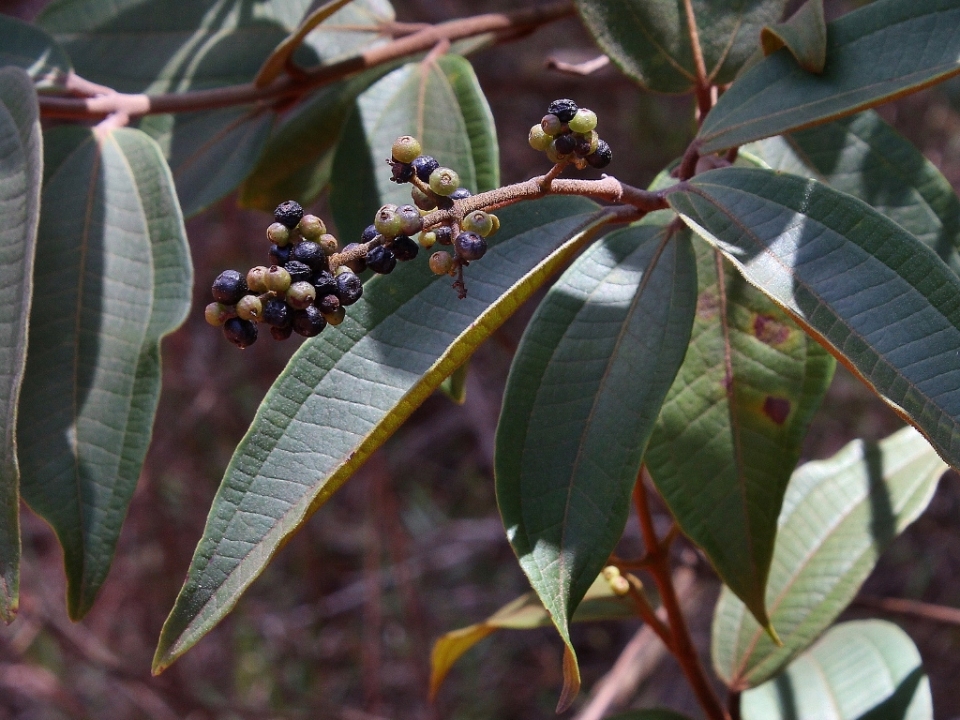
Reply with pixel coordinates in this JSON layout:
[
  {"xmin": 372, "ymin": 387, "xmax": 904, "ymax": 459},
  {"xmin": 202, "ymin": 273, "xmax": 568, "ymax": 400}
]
[
  {"xmin": 698, "ymin": 0, "xmax": 960, "ymax": 152},
  {"xmin": 18, "ymin": 126, "xmax": 192, "ymax": 619},
  {"xmin": 154, "ymin": 197, "xmax": 608, "ymax": 673},
  {"xmin": 0, "ymin": 14, "xmax": 71, "ymax": 88},
  {"xmin": 712, "ymin": 427, "xmax": 944, "ymax": 690}
]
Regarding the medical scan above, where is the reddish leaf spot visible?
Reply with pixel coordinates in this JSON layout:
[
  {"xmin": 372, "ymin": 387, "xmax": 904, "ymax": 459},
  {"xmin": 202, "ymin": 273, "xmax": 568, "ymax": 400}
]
[
  {"xmin": 763, "ymin": 396, "xmax": 791, "ymax": 425},
  {"xmin": 753, "ymin": 314, "xmax": 790, "ymax": 345},
  {"xmin": 697, "ymin": 290, "xmax": 720, "ymax": 319}
]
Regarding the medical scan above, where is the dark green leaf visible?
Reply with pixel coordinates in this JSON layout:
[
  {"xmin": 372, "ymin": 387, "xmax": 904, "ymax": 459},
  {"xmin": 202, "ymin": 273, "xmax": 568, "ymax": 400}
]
[
  {"xmin": 575, "ymin": 0, "xmax": 788, "ymax": 93},
  {"xmin": 760, "ymin": 0, "xmax": 826, "ymax": 73},
  {"xmin": 668, "ymin": 167, "xmax": 960, "ymax": 471},
  {"xmin": 0, "ymin": 14, "xmax": 71, "ymax": 89},
  {"xmin": 646, "ymin": 237, "xmax": 834, "ymax": 631},
  {"xmin": 741, "ymin": 620, "xmax": 932, "ymax": 720},
  {"xmin": 746, "ymin": 110, "xmax": 960, "ymax": 276},
  {"xmin": 0, "ymin": 68, "xmax": 42, "ymax": 623},
  {"xmin": 153, "ymin": 197, "xmax": 609, "ymax": 673},
  {"xmin": 496, "ymin": 221, "xmax": 697, "ymax": 702},
  {"xmin": 698, "ymin": 0, "xmax": 960, "ymax": 152},
  {"xmin": 712, "ymin": 427, "xmax": 944, "ymax": 690},
  {"xmin": 18, "ymin": 126, "xmax": 192, "ymax": 619}
]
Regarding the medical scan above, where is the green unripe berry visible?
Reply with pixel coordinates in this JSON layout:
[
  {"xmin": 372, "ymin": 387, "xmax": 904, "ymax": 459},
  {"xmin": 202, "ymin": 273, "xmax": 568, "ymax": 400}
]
[
  {"xmin": 286, "ymin": 281, "xmax": 317, "ymax": 310},
  {"xmin": 264, "ymin": 265, "xmax": 292, "ymax": 293},
  {"xmin": 462, "ymin": 210, "xmax": 494, "ymax": 237},
  {"xmin": 318, "ymin": 233, "xmax": 339, "ymax": 255},
  {"xmin": 541, "ymin": 113, "xmax": 563, "ymax": 136},
  {"xmin": 323, "ymin": 306, "xmax": 346, "ymax": 326},
  {"xmin": 267, "ymin": 221, "xmax": 291, "ymax": 247},
  {"xmin": 419, "ymin": 231, "xmax": 437, "ymax": 249},
  {"xmin": 397, "ymin": 204, "xmax": 423, "ymax": 236},
  {"xmin": 488, "ymin": 213, "xmax": 500, "ymax": 235},
  {"xmin": 411, "ymin": 185, "xmax": 438, "ymax": 211},
  {"xmin": 568, "ymin": 108, "xmax": 598, "ymax": 134},
  {"xmin": 392, "ymin": 135, "xmax": 422, "ymax": 164},
  {"xmin": 334, "ymin": 264, "xmax": 354, "ymax": 277},
  {"xmin": 299, "ymin": 214, "xmax": 326, "ymax": 240},
  {"xmin": 429, "ymin": 251, "xmax": 455, "ymax": 275},
  {"xmin": 374, "ymin": 205, "xmax": 404, "ymax": 238},
  {"xmin": 205, "ymin": 302, "xmax": 232, "ymax": 326},
  {"xmin": 236, "ymin": 294, "xmax": 263, "ymax": 322},
  {"xmin": 429, "ymin": 167, "xmax": 460, "ymax": 196},
  {"xmin": 528, "ymin": 124, "xmax": 552, "ymax": 151},
  {"xmin": 246, "ymin": 265, "xmax": 269, "ymax": 293}
]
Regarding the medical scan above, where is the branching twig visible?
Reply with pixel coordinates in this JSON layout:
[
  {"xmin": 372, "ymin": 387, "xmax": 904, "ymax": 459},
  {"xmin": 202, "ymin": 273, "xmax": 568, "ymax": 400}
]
[{"xmin": 546, "ymin": 54, "xmax": 611, "ymax": 76}]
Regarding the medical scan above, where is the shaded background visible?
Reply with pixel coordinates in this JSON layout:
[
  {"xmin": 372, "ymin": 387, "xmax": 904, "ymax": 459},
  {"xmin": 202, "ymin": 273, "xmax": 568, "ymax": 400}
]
[{"xmin": 3, "ymin": 1, "xmax": 960, "ymax": 718}]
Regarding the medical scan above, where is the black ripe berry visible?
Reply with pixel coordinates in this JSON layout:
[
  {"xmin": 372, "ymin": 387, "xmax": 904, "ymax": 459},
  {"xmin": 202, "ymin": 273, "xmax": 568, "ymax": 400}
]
[
  {"xmin": 392, "ymin": 235, "xmax": 419, "ymax": 262},
  {"xmin": 291, "ymin": 241, "xmax": 327, "ymax": 271},
  {"xmin": 553, "ymin": 133, "xmax": 577, "ymax": 155},
  {"xmin": 292, "ymin": 306, "xmax": 327, "ymax": 337},
  {"xmin": 450, "ymin": 187, "xmax": 472, "ymax": 200},
  {"xmin": 434, "ymin": 226, "xmax": 453, "ymax": 246},
  {"xmin": 586, "ymin": 139, "xmax": 613, "ymax": 169},
  {"xmin": 366, "ymin": 245, "xmax": 397, "ymax": 274},
  {"xmin": 268, "ymin": 243, "xmax": 291, "ymax": 266},
  {"xmin": 548, "ymin": 98, "xmax": 579, "ymax": 123},
  {"xmin": 336, "ymin": 270, "xmax": 363, "ymax": 306},
  {"xmin": 270, "ymin": 325, "xmax": 293, "ymax": 341},
  {"xmin": 223, "ymin": 317, "xmax": 258, "ymax": 349},
  {"xmin": 211, "ymin": 270, "xmax": 248, "ymax": 305},
  {"xmin": 455, "ymin": 231, "xmax": 487, "ymax": 261},
  {"xmin": 312, "ymin": 270, "xmax": 338, "ymax": 297},
  {"xmin": 391, "ymin": 162, "xmax": 415, "ymax": 184},
  {"xmin": 284, "ymin": 260, "xmax": 312, "ymax": 283},
  {"xmin": 274, "ymin": 200, "xmax": 304, "ymax": 229},
  {"xmin": 263, "ymin": 298, "xmax": 292, "ymax": 328},
  {"xmin": 318, "ymin": 293, "xmax": 340, "ymax": 314},
  {"xmin": 574, "ymin": 135, "xmax": 594, "ymax": 158},
  {"xmin": 361, "ymin": 224, "xmax": 379, "ymax": 244},
  {"xmin": 412, "ymin": 154, "xmax": 440, "ymax": 182}
]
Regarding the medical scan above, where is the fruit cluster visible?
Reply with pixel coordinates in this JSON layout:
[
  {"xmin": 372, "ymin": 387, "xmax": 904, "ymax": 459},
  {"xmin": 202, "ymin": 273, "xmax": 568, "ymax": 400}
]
[{"xmin": 527, "ymin": 98, "xmax": 611, "ymax": 169}]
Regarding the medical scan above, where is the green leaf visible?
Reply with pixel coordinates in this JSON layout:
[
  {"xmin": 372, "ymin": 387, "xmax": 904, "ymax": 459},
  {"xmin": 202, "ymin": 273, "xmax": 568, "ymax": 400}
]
[
  {"xmin": 496, "ymin": 221, "xmax": 697, "ymax": 707},
  {"xmin": 153, "ymin": 196, "xmax": 609, "ymax": 674},
  {"xmin": 746, "ymin": 110, "xmax": 960, "ymax": 276},
  {"xmin": 646, "ymin": 238, "xmax": 834, "ymax": 632},
  {"xmin": 0, "ymin": 14, "xmax": 71, "ymax": 89},
  {"xmin": 742, "ymin": 620, "xmax": 932, "ymax": 720},
  {"xmin": 429, "ymin": 573, "xmax": 635, "ymax": 701},
  {"xmin": 293, "ymin": 0, "xmax": 395, "ymax": 70},
  {"xmin": 330, "ymin": 54, "xmax": 497, "ymax": 243},
  {"xmin": 606, "ymin": 711, "xmax": 696, "ymax": 720},
  {"xmin": 439, "ymin": 362, "xmax": 469, "ymax": 405},
  {"xmin": 711, "ymin": 426, "xmax": 944, "ymax": 690},
  {"xmin": 698, "ymin": 0, "xmax": 960, "ymax": 152},
  {"xmin": 0, "ymin": 68, "xmax": 42, "ymax": 623},
  {"xmin": 18, "ymin": 126, "xmax": 192, "ymax": 620},
  {"xmin": 574, "ymin": 0, "xmax": 788, "ymax": 93},
  {"xmin": 760, "ymin": 0, "xmax": 826, "ymax": 74}
]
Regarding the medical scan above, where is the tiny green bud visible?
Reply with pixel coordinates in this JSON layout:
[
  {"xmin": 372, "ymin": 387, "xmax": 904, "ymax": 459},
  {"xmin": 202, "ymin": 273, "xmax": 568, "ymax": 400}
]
[
  {"xmin": 374, "ymin": 205, "xmax": 404, "ymax": 238},
  {"xmin": 528, "ymin": 123, "xmax": 552, "ymax": 151},
  {"xmin": 568, "ymin": 108, "xmax": 598, "ymax": 134},
  {"xmin": 462, "ymin": 210, "xmax": 494, "ymax": 237},
  {"xmin": 419, "ymin": 231, "xmax": 437, "ymax": 249}
]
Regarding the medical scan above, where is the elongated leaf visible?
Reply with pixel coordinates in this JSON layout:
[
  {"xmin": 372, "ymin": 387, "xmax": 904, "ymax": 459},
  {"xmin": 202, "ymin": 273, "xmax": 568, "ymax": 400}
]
[
  {"xmin": 18, "ymin": 126, "xmax": 192, "ymax": 620},
  {"xmin": 607, "ymin": 712, "xmax": 695, "ymax": 720},
  {"xmin": 330, "ymin": 54, "xmax": 496, "ymax": 244},
  {"xmin": 154, "ymin": 197, "xmax": 609, "ymax": 673},
  {"xmin": 496, "ymin": 221, "xmax": 697, "ymax": 707},
  {"xmin": 746, "ymin": 110, "xmax": 960, "ymax": 276},
  {"xmin": 760, "ymin": 0, "xmax": 826, "ymax": 73},
  {"xmin": 0, "ymin": 68, "xmax": 42, "ymax": 623},
  {"xmin": 742, "ymin": 620, "xmax": 932, "ymax": 720},
  {"xmin": 430, "ymin": 573, "xmax": 635, "ymax": 700},
  {"xmin": 646, "ymin": 238, "xmax": 834, "ymax": 631},
  {"xmin": 669, "ymin": 167, "xmax": 960, "ymax": 470},
  {"xmin": 0, "ymin": 14, "xmax": 71, "ymax": 89},
  {"xmin": 575, "ymin": 0, "xmax": 788, "ymax": 93},
  {"xmin": 698, "ymin": 0, "xmax": 960, "ymax": 153},
  {"xmin": 712, "ymin": 426, "xmax": 944, "ymax": 690}
]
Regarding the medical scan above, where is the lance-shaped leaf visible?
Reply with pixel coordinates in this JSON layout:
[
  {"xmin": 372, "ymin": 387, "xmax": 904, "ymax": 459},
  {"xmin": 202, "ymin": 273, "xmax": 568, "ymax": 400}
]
[
  {"xmin": 430, "ymin": 573, "xmax": 636, "ymax": 700},
  {"xmin": 0, "ymin": 68, "xmax": 42, "ymax": 623},
  {"xmin": 607, "ymin": 712, "xmax": 696, "ymax": 720},
  {"xmin": 18, "ymin": 126, "xmax": 192, "ymax": 620},
  {"xmin": 668, "ymin": 167, "xmax": 960, "ymax": 470},
  {"xmin": 496, "ymin": 222, "xmax": 697, "ymax": 708},
  {"xmin": 574, "ymin": 0, "xmax": 789, "ymax": 94},
  {"xmin": 760, "ymin": 0, "xmax": 826, "ymax": 73},
  {"xmin": 0, "ymin": 14, "xmax": 71, "ymax": 89},
  {"xmin": 646, "ymin": 238, "xmax": 834, "ymax": 632},
  {"xmin": 153, "ymin": 197, "xmax": 609, "ymax": 674},
  {"xmin": 698, "ymin": 0, "xmax": 960, "ymax": 153},
  {"xmin": 747, "ymin": 110, "xmax": 960, "ymax": 276},
  {"xmin": 712, "ymin": 426, "xmax": 944, "ymax": 690},
  {"xmin": 330, "ymin": 54, "xmax": 498, "ymax": 244},
  {"xmin": 742, "ymin": 620, "xmax": 932, "ymax": 720}
]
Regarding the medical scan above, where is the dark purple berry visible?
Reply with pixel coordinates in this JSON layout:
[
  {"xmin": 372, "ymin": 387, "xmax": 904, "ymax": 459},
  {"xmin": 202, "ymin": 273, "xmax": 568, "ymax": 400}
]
[
  {"xmin": 318, "ymin": 293, "xmax": 340, "ymax": 314},
  {"xmin": 434, "ymin": 226, "xmax": 453, "ymax": 245},
  {"xmin": 284, "ymin": 260, "xmax": 312, "ymax": 283},
  {"xmin": 274, "ymin": 200, "xmax": 304, "ymax": 229},
  {"xmin": 366, "ymin": 245, "xmax": 397, "ymax": 274},
  {"xmin": 263, "ymin": 298, "xmax": 292, "ymax": 328},
  {"xmin": 211, "ymin": 270, "xmax": 248, "ymax": 305},
  {"xmin": 311, "ymin": 270, "xmax": 338, "ymax": 297},
  {"xmin": 411, "ymin": 154, "xmax": 440, "ymax": 182},
  {"xmin": 223, "ymin": 317, "xmax": 258, "ymax": 348},
  {"xmin": 573, "ymin": 135, "xmax": 594, "ymax": 157},
  {"xmin": 392, "ymin": 235, "xmax": 419, "ymax": 262},
  {"xmin": 361, "ymin": 224, "xmax": 379, "ymax": 243},
  {"xmin": 340, "ymin": 243, "xmax": 366, "ymax": 273},
  {"xmin": 455, "ymin": 231, "xmax": 487, "ymax": 262},
  {"xmin": 291, "ymin": 240, "xmax": 326, "ymax": 271},
  {"xmin": 391, "ymin": 162, "xmax": 415, "ymax": 183},
  {"xmin": 553, "ymin": 133, "xmax": 577, "ymax": 155},
  {"xmin": 547, "ymin": 98, "xmax": 578, "ymax": 123},
  {"xmin": 292, "ymin": 305, "xmax": 327, "ymax": 337},
  {"xmin": 450, "ymin": 187, "xmax": 472, "ymax": 200},
  {"xmin": 270, "ymin": 325, "xmax": 293, "ymax": 341},
  {"xmin": 336, "ymin": 271, "xmax": 363, "ymax": 306},
  {"xmin": 586, "ymin": 139, "xmax": 612, "ymax": 169},
  {"xmin": 268, "ymin": 243, "xmax": 291, "ymax": 266}
]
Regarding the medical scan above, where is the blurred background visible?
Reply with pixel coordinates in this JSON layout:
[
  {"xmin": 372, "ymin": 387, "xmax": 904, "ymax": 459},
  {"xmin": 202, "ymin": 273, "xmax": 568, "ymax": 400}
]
[{"xmin": 2, "ymin": 1, "xmax": 960, "ymax": 718}]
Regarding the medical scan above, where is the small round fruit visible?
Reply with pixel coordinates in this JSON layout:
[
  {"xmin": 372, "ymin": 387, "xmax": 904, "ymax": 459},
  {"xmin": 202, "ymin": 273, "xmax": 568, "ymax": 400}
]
[
  {"xmin": 434, "ymin": 226, "xmax": 453, "ymax": 246},
  {"xmin": 323, "ymin": 305, "xmax": 346, "ymax": 326},
  {"xmin": 361, "ymin": 224, "xmax": 379, "ymax": 243},
  {"xmin": 412, "ymin": 154, "xmax": 440, "ymax": 182},
  {"xmin": 573, "ymin": 134, "xmax": 594, "ymax": 158},
  {"xmin": 450, "ymin": 187, "xmax": 472, "ymax": 200},
  {"xmin": 246, "ymin": 265, "xmax": 269, "ymax": 293},
  {"xmin": 366, "ymin": 245, "xmax": 397, "ymax": 274},
  {"xmin": 553, "ymin": 133, "xmax": 577, "ymax": 155},
  {"xmin": 392, "ymin": 235, "xmax": 419, "ymax": 261},
  {"xmin": 236, "ymin": 294, "xmax": 263, "ymax": 322},
  {"xmin": 274, "ymin": 200, "xmax": 304, "ymax": 229},
  {"xmin": 586, "ymin": 139, "xmax": 612, "ymax": 169},
  {"xmin": 312, "ymin": 271, "xmax": 338, "ymax": 297},
  {"xmin": 339, "ymin": 243, "xmax": 366, "ymax": 273},
  {"xmin": 546, "ymin": 143, "xmax": 568, "ymax": 164},
  {"xmin": 455, "ymin": 231, "xmax": 487, "ymax": 261},
  {"xmin": 268, "ymin": 243, "xmax": 291, "ymax": 266},
  {"xmin": 392, "ymin": 135, "xmax": 422, "ymax": 164},
  {"xmin": 263, "ymin": 298, "xmax": 292, "ymax": 328},
  {"xmin": 291, "ymin": 240, "xmax": 326, "ymax": 271},
  {"xmin": 419, "ymin": 231, "xmax": 437, "ymax": 249},
  {"xmin": 411, "ymin": 186, "xmax": 437, "ymax": 211},
  {"xmin": 397, "ymin": 204, "xmax": 423, "ymax": 236},
  {"xmin": 429, "ymin": 251, "xmax": 454, "ymax": 275},
  {"xmin": 266, "ymin": 222, "xmax": 291, "ymax": 246},
  {"xmin": 374, "ymin": 205, "xmax": 404, "ymax": 238},
  {"xmin": 264, "ymin": 265, "xmax": 292, "ymax": 293},
  {"xmin": 270, "ymin": 324, "xmax": 293, "ymax": 341},
  {"xmin": 205, "ymin": 302, "xmax": 231, "ymax": 326},
  {"xmin": 462, "ymin": 210, "xmax": 494, "ymax": 237},
  {"xmin": 284, "ymin": 260, "xmax": 312, "ymax": 283},
  {"xmin": 211, "ymin": 270, "xmax": 248, "ymax": 305},
  {"xmin": 429, "ymin": 167, "xmax": 460, "ymax": 196},
  {"xmin": 568, "ymin": 108, "xmax": 597, "ymax": 134},
  {"xmin": 391, "ymin": 161, "xmax": 415, "ymax": 183},
  {"xmin": 292, "ymin": 306, "xmax": 327, "ymax": 337},
  {"xmin": 299, "ymin": 214, "xmax": 326, "ymax": 240},
  {"xmin": 287, "ymin": 281, "xmax": 317, "ymax": 310},
  {"xmin": 336, "ymin": 271, "xmax": 363, "ymax": 306},
  {"xmin": 541, "ymin": 113, "xmax": 563, "ymax": 136},
  {"xmin": 529, "ymin": 123, "xmax": 552, "ymax": 151},
  {"xmin": 547, "ymin": 98, "xmax": 578, "ymax": 123},
  {"xmin": 223, "ymin": 317, "xmax": 258, "ymax": 349},
  {"xmin": 488, "ymin": 213, "xmax": 500, "ymax": 235},
  {"xmin": 318, "ymin": 233, "xmax": 339, "ymax": 256},
  {"xmin": 318, "ymin": 293, "xmax": 340, "ymax": 315}
]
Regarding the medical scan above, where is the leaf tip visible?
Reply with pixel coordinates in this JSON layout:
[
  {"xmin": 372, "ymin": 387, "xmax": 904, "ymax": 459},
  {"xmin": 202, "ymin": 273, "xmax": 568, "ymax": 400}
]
[
  {"xmin": 555, "ymin": 644, "xmax": 581, "ymax": 713},
  {"xmin": 764, "ymin": 622, "xmax": 783, "ymax": 647}
]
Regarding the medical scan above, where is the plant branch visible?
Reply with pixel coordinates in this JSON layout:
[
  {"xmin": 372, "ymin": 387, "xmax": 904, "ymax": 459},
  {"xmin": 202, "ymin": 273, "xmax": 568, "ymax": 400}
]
[{"xmin": 38, "ymin": 2, "xmax": 574, "ymax": 119}]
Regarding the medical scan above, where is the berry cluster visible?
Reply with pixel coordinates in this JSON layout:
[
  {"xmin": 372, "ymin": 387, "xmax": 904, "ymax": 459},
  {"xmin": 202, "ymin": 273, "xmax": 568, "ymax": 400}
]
[
  {"xmin": 528, "ymin": 98, "xmax": 612, "ymax": 169},
  {"xmin": 205, "ymin": 200, "xmax": 362, "ymax": 349}
]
